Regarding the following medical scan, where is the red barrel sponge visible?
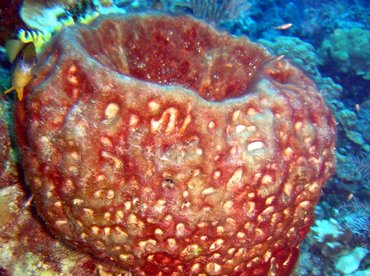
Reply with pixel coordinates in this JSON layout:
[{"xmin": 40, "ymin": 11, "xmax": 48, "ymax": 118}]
[{"xmin": 14, "ymin": 14, "xmax": 336, "ymax": 275}]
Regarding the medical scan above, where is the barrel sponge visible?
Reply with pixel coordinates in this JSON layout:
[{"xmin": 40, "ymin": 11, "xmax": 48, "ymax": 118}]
[{"xmin": 13, "ymin": 14, "xmax": 336, "ymax": 274}]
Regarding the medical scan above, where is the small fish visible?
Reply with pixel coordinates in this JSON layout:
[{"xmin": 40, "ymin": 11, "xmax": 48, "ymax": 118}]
[
  {"xmin": 347, "ymin": 193, "xmax": 353, "ymax": 202},
  {"xmin": 276, "ymin": 55, "xmax": 285, "ymax": 61},
  {"xmin": 22, "ymin": 194, "xmax": 34, "ymax": 209},
  {"xmin": 273, "ymin": 23, "xmax": 293, "ymax": 30},
  {"xmin": 4, "ymin": 40, "xmax": 37, "ymax": 101}
]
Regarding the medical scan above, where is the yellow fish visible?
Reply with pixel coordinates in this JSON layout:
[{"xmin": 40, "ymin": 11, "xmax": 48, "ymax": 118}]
[{"xmin": 4, "ymin": 40, "xmax": 37, "ymax": 101}]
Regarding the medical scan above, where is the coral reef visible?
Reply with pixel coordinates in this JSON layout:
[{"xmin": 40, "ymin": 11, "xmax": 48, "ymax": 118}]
[
  {"xmin": 160, "ymin": 0, "xmax": 251, "ymax": 25},
  {"xmin": 0, "ymin": 0, "xmax": 368, "ymax": 274},
  {"xmin": 258, "ymin": 36, "xmax": 343, "ymax": 110},
  {"xmin": 259, "ymin": 36, "xmax": 320, "ymax": 79},
  {"xmin": 10, "ymin": 14, "xmax": 336, "ymax": 274},
  {"xmin": 295, "ymin": 212, "xmax": 370, "ymax": 275},
  {"xmin": 259, "ymin": 34, "xmax": 370, "ymax": 182},
  {"xmin": 0, "ymin": 99, "xmax": 18, "ymax": 188},
  {"xmin": 339, "ymin": 198, "xmax": 370, "ymax": 238},
  {"xmin": 0, "ymin": 184, "xmax": 99, "ymax": 275},
  {"xmin": 320, "ymin": 28, "xmax": 370, "ymax": 81},
  {"xmin": 335, "ymin": 247, "xmax": 369, "ymax": 274}
]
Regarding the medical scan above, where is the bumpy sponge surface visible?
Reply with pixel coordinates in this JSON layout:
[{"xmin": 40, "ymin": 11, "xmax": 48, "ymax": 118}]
[{"xmin": 14, "ymin": 14, "xmax": 336, "ymax": 275}]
